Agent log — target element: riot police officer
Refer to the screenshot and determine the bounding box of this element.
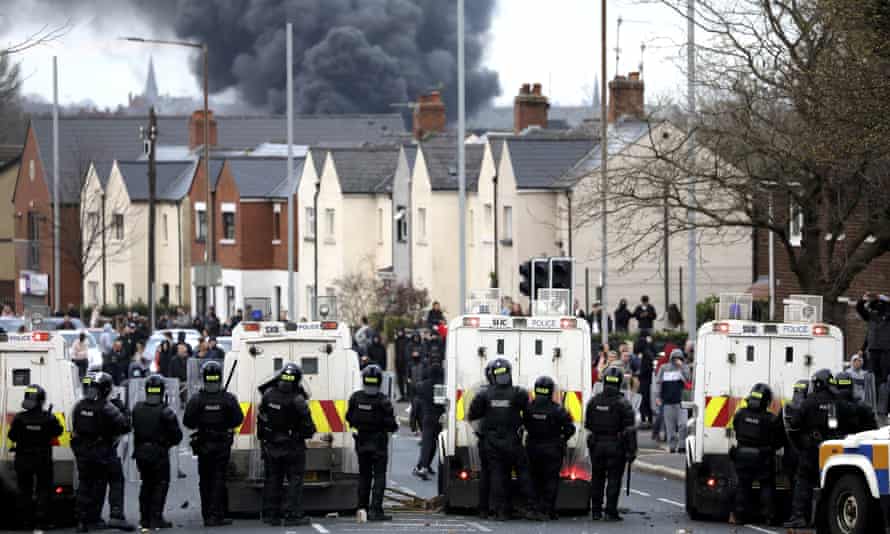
[467,358,536,521]
[258,363,316,526]
[132,375,183,530]
[183,360,243,527]
[106,392,133,532]
[475,360,496,519]
[585,366,636,521]
[729,383,784,525]
[345,364,399,521]
[525,376,576,520]
[71,372,131,532]
[784,369,849,528]
[7,384,63,531]
[835,371,878,434]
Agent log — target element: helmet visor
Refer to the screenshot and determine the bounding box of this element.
[278,373,296,393]
[204,373,222,393]
[85,384,101,401]
[145,385,164,405]
[493,366,511,386]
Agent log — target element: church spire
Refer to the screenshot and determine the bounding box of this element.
[592,74,601,110]
[144,56,159,105]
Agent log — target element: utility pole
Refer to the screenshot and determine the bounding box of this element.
[492,173,498,287]
[286,22,295,321]
[52,56,60,314]
[686,0,698,334]
[457,0,467,314]
[145,107,158,331]
[313,180,320,320]
[599,0,609,347]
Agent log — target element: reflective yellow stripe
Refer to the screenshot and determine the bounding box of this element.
[334,399,349,431]
[564,391,583,423]
[234,402,251,435]
[309,400,331,433]
[704,397,726,427]
[727,398,747,429]
[54,412,70,447]
[456,392,466,421]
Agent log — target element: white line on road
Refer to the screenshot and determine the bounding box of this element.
[466,521,492,532]
[745,525,778,534]
[657,497,684,507]
[629,489,651,497]
[311,523,330,534]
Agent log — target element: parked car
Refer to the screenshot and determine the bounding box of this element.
[32,317,86,331]
[0,317,28,334]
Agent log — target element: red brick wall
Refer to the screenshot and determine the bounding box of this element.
[188,159,212,269]
[269,198,299,271]
[213,165,241,269]
[513,83,549,134]
[13,126,52,313]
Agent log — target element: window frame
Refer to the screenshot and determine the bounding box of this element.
[195,208,208,242]
[222,212,236,242]
[324,208,335,242]
[417,207,427,243]
[395,205,408,243]
[112,213,124,241]
[114,283,125,306]
[272,209,281,242]
[305,207,316,239]
[502,205,513,243]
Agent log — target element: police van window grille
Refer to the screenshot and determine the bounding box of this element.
[273,357,283,371]
[13,369,30,386]
[786,347,793,363]
[301,357,319,375]
[746,346,755,362]
[497,339,504,355]
[535,339,543,355]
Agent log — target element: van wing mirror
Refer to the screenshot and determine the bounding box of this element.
[478,347,486,358]
[249,346,263,357]
[727,352,736,364]
[804,354,813,367]
[552,347,562,359]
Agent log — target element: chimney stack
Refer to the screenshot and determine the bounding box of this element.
[607,72,645,123]
[514,82,550,134]
[412,91,446,140]
[189,110,218,150]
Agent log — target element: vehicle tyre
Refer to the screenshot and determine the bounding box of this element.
[826,473,872,534]
[685,463,702,520]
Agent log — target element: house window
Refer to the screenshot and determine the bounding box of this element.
[502,205,513,242]
[225,286,235,318]
[395,205,408,243]
[196,209,207,242]
[162,213,168,242]
[222,212,235,241]
[196,286,207,315]
[789,201,804,247]
[112,213,124,240]
[273,210,281,241]
[417,207,427,242]
[114,284,125,306]
[28,160,35,181]
[377,208,384,244]
[484,203,493,240]
[88,282,99,305]
[325,208,335,240]
[305,207,316,239]
[86,211,99,234]
[162,284,170,306]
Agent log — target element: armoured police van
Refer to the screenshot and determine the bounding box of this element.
[224,320,363,514]
[685,294,844,520]
[0,331,81,527]
[439,289,593,512]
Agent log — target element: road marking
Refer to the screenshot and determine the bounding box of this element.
[466,521,492,532]
[311,523,330,534]
[657,497,684,507]
[629,489,650,497]
[745,525,778,534]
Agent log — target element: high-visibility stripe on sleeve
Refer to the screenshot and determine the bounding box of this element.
[456,389,465,421]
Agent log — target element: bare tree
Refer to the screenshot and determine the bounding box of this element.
[575,0,890,323]
[1,23,70,56]
[0,51,24,144]
[333,267,383,327]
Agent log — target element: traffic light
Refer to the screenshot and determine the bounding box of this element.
[533,261,548,297]
[519,261,532,296]
[551,259,572,290]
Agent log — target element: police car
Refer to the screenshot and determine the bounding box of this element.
[0,331,81,527]
[685,294,844,520]
[439,289,593,512]
[223,319,364,513]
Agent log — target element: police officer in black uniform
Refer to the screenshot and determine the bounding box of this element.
[258,363,316,526]
[585,366,636,521]
[525,376,576,520]
[467,358,536,521]
[729,383,784,525]
[132,375,183,530]
[834,371,878,434]
[183,360,243,527]
[346,364,399,521]
[7,384,63,531]
[784,369,849,528]
[475,360,496,519]
[72,372,131,532]
[413,360,445,480]
[106,392,134,532]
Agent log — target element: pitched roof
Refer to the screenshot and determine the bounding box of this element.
[325,147,400,194]
[225,157,304,199]
[502,138,595,189]
[556,119,654,188]
[417,137,485,191]
[116,160,195,201]
[0,144,22,171]
[468,105,599,132]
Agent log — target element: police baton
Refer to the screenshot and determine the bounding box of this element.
[224,360,238,392]
[625,459,632,496]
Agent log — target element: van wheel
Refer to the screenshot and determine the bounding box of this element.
[827,474,872,534]
[685,464,702,520]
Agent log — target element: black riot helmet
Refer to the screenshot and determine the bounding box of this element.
[361,364,384,395]
[144,374,166,405]
[201,360,224,393]
[746,383,772,412]
[81,372,95,397]
[602,366,623,391]
[834,371,854,400]
[278,362,303,394]
[490,358,512,386]
[484,360,497,386]
[811,368,834,394]
[534,376,556,399]
[87,372,114,401]
[791,379,809,405]
[22,384,47,411]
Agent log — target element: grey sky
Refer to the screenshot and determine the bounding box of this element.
[2,0,689,111]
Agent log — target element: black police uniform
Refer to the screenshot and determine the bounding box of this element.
[416,364,445,474]
[345,388,398,518]
[524,392,575,518]
[258,386,316,524]
[474,385,493,518]
[467,382,535,519]
[132,389,183,528]
[71,394,131,529]
[730,405,784,523]
[183,386,243,525]
[7,395,63,529]
[106,397,131,527]
[585,384,636,519]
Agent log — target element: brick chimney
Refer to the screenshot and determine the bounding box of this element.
[412,91,446,140]
[513,82,549,134]
[607,72,645,123]
[189,109,218,150]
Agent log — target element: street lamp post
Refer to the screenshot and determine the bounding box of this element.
[313,180,320,320]
[142,108,158,330]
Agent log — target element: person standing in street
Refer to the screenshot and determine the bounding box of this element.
[632,295,657,335]
[346,364,399,521]
[102,339,128,386]
[614,299,632,333]
[524,376,575,520]
[206,336,225,361]
[426,301,445,331]
[585,366,637,521]
[71,372,132,532]
[474,361,496,519]
[413,360,445,480]
[184,360,244,527]
[834,371,878,434]
[634,335,656,428]
[857,293,890,387]
[394,329,410,402]
[847,354,876,410]
[728,384,784,526]
[8,384,63,532]
[71,332,91,378]
[354,316,374,356]
[132,375,182,530]
[655,349,690,453]
[367,334,387,370]
[257,363,316,526]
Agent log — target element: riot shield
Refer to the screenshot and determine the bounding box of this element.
[123,377,183,481]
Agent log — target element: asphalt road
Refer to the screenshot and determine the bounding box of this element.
[54,406,785,534]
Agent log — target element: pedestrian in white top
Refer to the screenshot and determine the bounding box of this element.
[71,332,90,378]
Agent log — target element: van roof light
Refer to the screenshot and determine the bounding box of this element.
[243,323,260,332]
[713,322,730,334]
